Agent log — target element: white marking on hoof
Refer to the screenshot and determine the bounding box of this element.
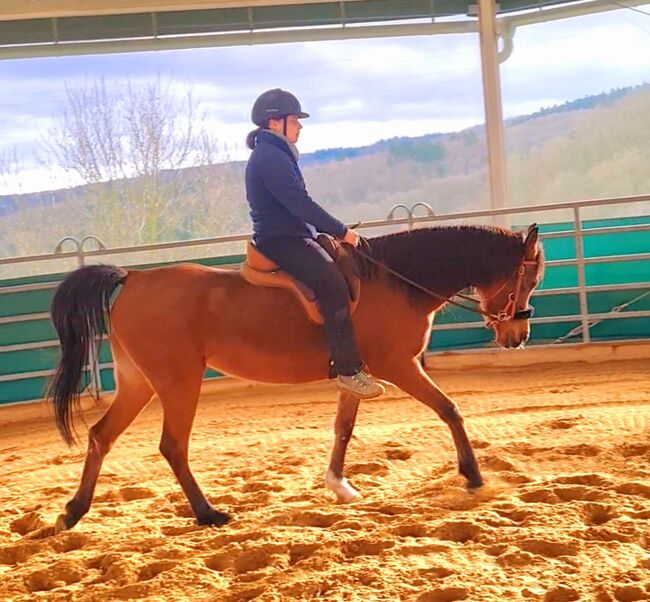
[324,470,361,503]
[54,514,69,534]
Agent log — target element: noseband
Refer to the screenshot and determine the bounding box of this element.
[483,259,538,329]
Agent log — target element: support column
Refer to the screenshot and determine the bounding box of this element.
[478,0,508,222]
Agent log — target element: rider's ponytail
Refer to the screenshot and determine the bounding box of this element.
[246,127,262,150]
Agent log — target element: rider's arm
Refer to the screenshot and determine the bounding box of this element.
[257,148,348,238]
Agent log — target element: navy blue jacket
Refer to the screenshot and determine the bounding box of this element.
[245,131,348,241]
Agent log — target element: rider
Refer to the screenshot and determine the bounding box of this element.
[245,88,384,399]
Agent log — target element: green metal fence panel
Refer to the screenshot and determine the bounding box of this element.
[0,289,54,318]
[0,319,56,347]
[0,376,50,405]
[0,347,57,376]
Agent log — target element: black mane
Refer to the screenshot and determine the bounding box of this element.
[356,225,527,302]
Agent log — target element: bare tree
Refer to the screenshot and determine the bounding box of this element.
[0,148,22,194]
[42,78,240,247]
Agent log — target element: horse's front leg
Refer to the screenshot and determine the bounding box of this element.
[384,359,483,489]
[324,390,362,503]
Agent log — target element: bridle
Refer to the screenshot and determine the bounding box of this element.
[353,246,539,329]
[480,259,538,329]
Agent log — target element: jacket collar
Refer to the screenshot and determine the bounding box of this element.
[258,129,299,162]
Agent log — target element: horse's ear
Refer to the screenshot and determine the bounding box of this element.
[524,223,539,259]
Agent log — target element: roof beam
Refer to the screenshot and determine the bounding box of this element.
[0,21,477,61]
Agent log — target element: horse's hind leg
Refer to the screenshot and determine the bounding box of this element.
[324,391,362,503]
[385,359,483,489]
[153,368,230,527]
[56,347,153,532]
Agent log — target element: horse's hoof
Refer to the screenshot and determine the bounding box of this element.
[324,471,361,504]
[467,476,484,490]
[54,514,71,534]
[337,483,361,504]
[196,509,231,527]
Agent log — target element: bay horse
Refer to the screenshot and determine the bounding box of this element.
[48,224,543,531]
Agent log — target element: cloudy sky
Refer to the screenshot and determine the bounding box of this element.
[0,4,649,194]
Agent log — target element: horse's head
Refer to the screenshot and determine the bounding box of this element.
[477,224,543,349]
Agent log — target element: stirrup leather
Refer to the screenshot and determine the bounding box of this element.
[240,241,359,325]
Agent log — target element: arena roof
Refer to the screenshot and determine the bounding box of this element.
[0,0,642,59]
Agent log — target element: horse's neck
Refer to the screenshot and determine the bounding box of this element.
[366,228,518,311]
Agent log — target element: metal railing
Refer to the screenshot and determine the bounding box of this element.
[1,193,649,400]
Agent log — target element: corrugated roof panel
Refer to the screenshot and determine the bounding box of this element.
[156,8,250,35]
[57,13,154,42]
[252,3,342,28]
[345,0,434,23]
[0,18,52,45]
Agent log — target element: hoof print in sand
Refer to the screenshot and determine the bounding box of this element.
[543,585,580,601]
[24,558,84,592]
[518,539,579,559]
[417,566,454,579]
[395,523,433,538]
[417,586,468,601]
[496,549,538,567]
[553,485,606,502]
[119,486,157,502]
[138,560,178,581]
[560,444,603,457]
[519,488,562,504]
[9,511,46,535]
[612,584,647,602]
[0,541,43,565]
[206,547,284,576]
[434,520,483,544]
[614,482,650,500]
[52,532,90,553]
[289,542,321,565]
[383,443,414,460]
[546,416,582,430]
[347,461,390,477]
[242,481,284,493]
[342,538,394,558]
[289,510,344,528]
[582,502,617,526]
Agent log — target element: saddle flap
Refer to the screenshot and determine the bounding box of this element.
[241,239,360,325]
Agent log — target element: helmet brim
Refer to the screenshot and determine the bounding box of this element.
[297,111,310,119]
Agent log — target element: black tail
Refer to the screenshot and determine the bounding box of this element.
[47,264,127,445]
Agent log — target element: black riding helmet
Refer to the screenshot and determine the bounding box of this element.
[251,88,309,126]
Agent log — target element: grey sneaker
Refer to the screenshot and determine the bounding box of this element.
[337,370,385,399]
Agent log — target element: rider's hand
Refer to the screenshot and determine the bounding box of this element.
[342,228,360,247]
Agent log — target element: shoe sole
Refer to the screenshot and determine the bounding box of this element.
[336,384,385,399]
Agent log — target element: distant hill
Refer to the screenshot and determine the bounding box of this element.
[301,84,645,166]
[509,85,643,125]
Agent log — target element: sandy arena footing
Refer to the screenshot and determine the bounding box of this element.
[0,358,649,601]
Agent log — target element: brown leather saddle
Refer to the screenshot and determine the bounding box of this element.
[240,235,360,324]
